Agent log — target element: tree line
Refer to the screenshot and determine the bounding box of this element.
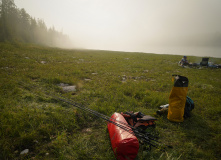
[0,0,71,47]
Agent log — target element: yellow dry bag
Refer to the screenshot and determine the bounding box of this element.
[167,75,188,122]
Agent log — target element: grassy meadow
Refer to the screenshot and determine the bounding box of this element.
[0,43,221,160]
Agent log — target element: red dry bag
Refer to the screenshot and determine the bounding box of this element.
[107,112,139,160]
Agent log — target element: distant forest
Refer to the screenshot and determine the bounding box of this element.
[0,0,71,47]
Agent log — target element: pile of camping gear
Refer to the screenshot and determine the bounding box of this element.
[156,75,194,119]
[107,75,194,160]
[23,75,194,160]
[179,57,221,69]
[54,75,194,160]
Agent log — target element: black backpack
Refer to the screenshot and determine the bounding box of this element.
[184,96,194,118]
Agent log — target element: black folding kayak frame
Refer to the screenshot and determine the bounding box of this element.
[51,94,160,149]
[20,82,168,150]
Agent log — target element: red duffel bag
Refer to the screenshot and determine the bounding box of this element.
[107,112,139,160]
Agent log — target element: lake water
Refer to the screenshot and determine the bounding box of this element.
[143,46,221,58]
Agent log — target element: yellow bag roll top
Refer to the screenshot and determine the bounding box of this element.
[167,75,189,122]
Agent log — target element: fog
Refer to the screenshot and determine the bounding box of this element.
[14,0,221,57]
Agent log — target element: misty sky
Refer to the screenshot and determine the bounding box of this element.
[14,0,221,57]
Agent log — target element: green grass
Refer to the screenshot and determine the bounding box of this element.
[0,42,221,160]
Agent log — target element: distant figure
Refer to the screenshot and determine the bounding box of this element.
[180,56,189,66]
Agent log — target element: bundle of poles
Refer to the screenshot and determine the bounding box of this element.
[51,94,160,150]
[20,82,169,150]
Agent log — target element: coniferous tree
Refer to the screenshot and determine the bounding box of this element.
[0,0,71,47]
[18,8,31,42]
[0,0,15,41]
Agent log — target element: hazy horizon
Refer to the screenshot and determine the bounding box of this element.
[14,0,221,58]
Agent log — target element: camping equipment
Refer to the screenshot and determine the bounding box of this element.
[107,113,139,160]
[200,58,209,67]
[20,82,170,159]
[156,104,169,115]
[157,96,194,118]
[121,111,157,130]
[159,104,169,109]
[48,95,164,159]
[167,75,189,122]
